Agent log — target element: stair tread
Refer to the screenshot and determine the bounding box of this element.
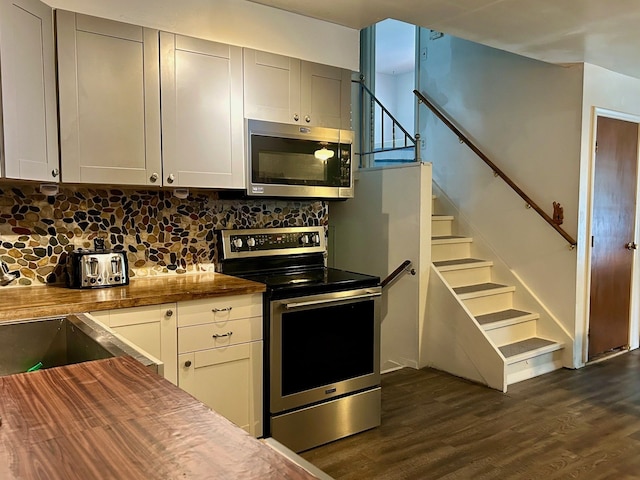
[434,258,485,267]
[453,282,508,295]
[432,215,454,220]
[434,258,492,273]
[432,235,473,246]
[476,309,534,325]
[499,337,558,358]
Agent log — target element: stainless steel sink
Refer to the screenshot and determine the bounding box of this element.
[0,313,163,376]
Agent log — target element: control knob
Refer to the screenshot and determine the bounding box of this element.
[312,234,320,244]
[299,234,310,245]
[232,238,243,249]
[247,237,256,247]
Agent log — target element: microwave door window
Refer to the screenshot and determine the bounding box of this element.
[256,152,327,185]
[251,136,342,187]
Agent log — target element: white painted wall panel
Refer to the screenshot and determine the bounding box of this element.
[329,163,431,372]
[418,34,583,355]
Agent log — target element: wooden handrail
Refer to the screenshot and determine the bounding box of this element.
[381,260,415,289]
[413,89,577,248]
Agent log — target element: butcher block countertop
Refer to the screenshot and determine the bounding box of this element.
[0,356,318,480]
[0,273,266,322]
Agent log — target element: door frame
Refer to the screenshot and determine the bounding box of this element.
[583,107,640,363]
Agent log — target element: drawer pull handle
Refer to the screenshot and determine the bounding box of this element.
[212,307,233,313]
[212,332,233,339]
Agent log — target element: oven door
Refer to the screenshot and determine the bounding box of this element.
[269,287,381,414]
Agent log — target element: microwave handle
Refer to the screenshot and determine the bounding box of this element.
[283,291,381,310]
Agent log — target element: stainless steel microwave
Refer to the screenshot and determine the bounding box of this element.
[246,120,354,199]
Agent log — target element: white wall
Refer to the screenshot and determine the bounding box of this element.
[396,71,415,136]
[45,0,359,70]
[577,63,640,363]
[329,163,431,372]
[418,33,584,358]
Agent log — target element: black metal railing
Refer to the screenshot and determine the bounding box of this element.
[353,79,420,168]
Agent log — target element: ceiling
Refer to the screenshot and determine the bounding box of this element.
[246,0,640,79]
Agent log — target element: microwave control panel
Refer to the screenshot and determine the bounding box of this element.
[219,226,325,259]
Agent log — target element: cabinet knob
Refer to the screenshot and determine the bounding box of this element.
[167,174,175,184]
[150,172,159,182]
[293,113,299,122]
[166,309,173,317]
[184,360,192,368]
[305,115,311,123]
[51,168,59,178]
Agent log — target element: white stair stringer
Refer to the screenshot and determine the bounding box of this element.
[427,192,569,391]
[426,265,507,392]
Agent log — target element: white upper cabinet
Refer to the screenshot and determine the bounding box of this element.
[300,60,352,129]
[244,48,351,129]
[0,0,59,182]
[56,11,162,186]
[160,33,244,189]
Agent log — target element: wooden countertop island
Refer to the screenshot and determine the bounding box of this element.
[0,356,318,480]
[0,273,266,322]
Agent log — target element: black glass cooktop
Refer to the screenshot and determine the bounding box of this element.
[236,266,380,299]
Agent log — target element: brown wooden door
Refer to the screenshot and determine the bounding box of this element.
[589,116,638,359]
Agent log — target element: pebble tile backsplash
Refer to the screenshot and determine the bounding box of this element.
[0,184,327,287]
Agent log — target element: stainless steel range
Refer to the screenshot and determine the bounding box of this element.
[218,226,381,452]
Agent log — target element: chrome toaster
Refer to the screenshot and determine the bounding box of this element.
[66,240,129,289]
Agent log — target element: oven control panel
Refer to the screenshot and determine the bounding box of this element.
[219,226,326,259]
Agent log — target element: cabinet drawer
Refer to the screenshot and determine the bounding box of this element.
[111,304,175,327]
[177,294,262,327]
[90,304,175,327]
[178,316,262,353]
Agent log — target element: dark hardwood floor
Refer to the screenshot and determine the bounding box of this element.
[301,350,640,479]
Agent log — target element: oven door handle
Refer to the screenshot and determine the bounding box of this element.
[283,291,381,310]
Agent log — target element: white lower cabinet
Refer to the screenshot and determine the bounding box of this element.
[92,294,263,437]
[178,341,262,437]
[90,303,178,385]
[177,294,263,437]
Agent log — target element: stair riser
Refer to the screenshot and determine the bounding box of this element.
[441,266,492,288]
[486,320,537,347]
[432,219,453,236]
[432,242,471,262]
[506,350,563,385]
[462,292,513,316]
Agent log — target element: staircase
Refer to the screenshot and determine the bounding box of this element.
[431,208,565,388]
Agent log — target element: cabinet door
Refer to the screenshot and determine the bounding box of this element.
[0,0,59,181]
[161,33,244,189]
[300,61,352,129]
[179,341,262,437]
[91,303,178,385]
[57,11,161,185]
[243,48,300,125]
